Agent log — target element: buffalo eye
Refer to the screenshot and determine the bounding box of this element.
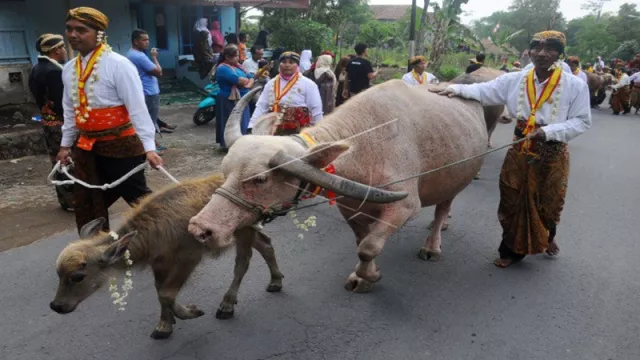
[70,273,85,283]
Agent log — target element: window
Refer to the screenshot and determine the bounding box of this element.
[0,30,29,63]
[155,7,168,50]
[179,6,220,56]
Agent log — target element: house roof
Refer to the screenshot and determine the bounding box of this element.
[369,5,419,21]
[480,38,503,55]
[146,0,310,9]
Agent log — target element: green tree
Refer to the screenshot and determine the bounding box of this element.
[606,3,640,44]
[264,19,333,55]
[580,0,612,21]
[428,0,471,71]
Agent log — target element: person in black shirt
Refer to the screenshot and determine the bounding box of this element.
[465,52,485,74]
[28,33,74,211]
[343,43,378,99]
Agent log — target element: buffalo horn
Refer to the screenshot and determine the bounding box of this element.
[268,150,409,204]
[224,86,263,148]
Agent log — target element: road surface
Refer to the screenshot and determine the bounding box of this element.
[1,109,639,360]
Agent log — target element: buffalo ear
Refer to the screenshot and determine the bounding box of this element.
[79,218,107,238]
[304,142,350,169]
[250,113,282,136]
[98,231,137,267]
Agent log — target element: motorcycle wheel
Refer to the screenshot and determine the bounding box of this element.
[193,105,216,126]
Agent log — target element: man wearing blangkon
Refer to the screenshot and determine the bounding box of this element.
[57,7,163,234]
[432,31,591,268]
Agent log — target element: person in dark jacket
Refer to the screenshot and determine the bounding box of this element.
[465,52,485,73]
[28,33,74,211]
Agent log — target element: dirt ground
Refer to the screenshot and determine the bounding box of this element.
[0,105,225,251]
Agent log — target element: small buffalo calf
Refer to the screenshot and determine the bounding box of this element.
[50,174,284,339]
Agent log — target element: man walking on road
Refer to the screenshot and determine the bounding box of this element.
[433,31,592,268]
[57,7,163,234]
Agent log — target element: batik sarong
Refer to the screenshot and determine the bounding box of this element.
[611,86,631,114]
[71,134,151,234]
[497,119,570,259]
[41,102,75,210]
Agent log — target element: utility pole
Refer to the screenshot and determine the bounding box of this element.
[407,0,417,73]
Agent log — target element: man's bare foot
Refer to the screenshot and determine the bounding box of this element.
[546,241,560,256]
[493,258,514,268]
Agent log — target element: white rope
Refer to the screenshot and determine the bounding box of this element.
[48,157,180,191]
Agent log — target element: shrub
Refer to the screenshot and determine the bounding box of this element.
[268,20,333,55]
[437,65,462,81]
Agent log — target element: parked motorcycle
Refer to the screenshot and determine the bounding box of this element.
[193,81,219,126]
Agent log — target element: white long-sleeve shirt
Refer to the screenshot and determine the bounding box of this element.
[402,71,438,85]
[248,73,323,129]
[447,69,592,143]
[61,49,157,152]
[612,74,631,89]
[574,70,588,84]
[630,72,640,83]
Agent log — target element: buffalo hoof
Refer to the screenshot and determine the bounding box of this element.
[150,328,173,340]
[417,247,441,262]
[344,272,375,293]
[215,308,235,320]
[266,282,282,293]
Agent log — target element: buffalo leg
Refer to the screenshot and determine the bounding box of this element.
[418,199,453,262]
[151,258,203,340]
[251,230,285,293]
[347,205,414,292]
[216,230,253,320]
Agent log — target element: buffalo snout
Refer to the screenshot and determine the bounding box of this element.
[50,301,75,314]
[189,216,231,249]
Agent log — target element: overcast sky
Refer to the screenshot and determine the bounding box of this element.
[368,0,630,24]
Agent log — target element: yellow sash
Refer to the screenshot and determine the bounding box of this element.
[273,72,300,113]
[521,67,562,152]
[412,70,424,84]
[74,44,105,122]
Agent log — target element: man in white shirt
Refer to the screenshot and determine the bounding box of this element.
[241,45,264,76]
[248,51,323,136]
[432,30,591,268]
[402,56,438,86]
[609,67,631,115]
[56,6,163,235]
[567,56,588,83]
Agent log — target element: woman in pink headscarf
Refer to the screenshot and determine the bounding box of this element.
[210,20,224,53]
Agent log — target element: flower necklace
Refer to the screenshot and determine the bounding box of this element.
[107,231,134,311]
[412,70,425,84]
[71,32,112,124]
[515,61,563,152]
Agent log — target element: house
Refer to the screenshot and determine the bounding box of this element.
[0,0,309,106]
[369,5,416,22]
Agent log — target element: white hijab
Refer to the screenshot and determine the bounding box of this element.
[194,18,212,47]
[300,50,312,72]
[314,55,337,95]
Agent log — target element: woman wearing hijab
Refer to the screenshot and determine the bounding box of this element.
[334,55,352,107]
[209,20,224,54]
[192,18,215,79]
[248,51,323,136]
[308,54,337,114]
[254,30,269,49]
[299,49,313,73]
[215,45,254,151]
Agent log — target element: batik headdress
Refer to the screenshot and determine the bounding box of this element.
[36,34,64,54]
[409,56,427,67]
[530,31,566,55]
[66,7,110,44]
[279,51,301,64]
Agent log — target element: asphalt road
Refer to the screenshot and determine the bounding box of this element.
[1,108,639,360]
